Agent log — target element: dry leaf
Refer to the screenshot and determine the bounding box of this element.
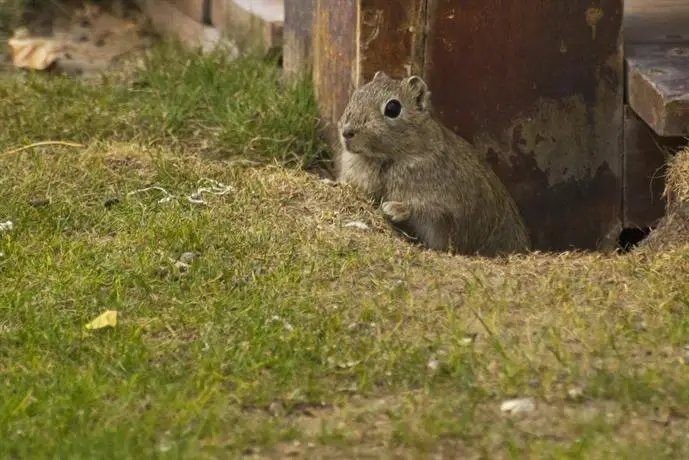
[8,29,64,70]
[85,310,118,330]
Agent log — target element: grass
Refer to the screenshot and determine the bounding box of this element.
[2,43,689,459]
[0,43,323,168]
[0,0,25,39]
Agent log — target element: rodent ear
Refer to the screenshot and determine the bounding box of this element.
[403,76,431,112]
[372,70,388,82]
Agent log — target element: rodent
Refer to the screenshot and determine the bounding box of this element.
[336,71,531,256]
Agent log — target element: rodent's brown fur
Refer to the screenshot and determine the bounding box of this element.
[337,71,531,256]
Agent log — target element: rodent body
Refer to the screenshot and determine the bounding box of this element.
[337,71,531,256]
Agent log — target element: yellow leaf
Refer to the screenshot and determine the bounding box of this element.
[85,310,118,330]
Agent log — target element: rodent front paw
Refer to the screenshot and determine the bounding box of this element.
[381,201,411,222]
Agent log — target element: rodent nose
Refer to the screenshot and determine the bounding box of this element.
[342,127,357,140]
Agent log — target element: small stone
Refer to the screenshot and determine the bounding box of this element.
[179,251,200,264]
[427,359,439,371]
[174,261,189,272]
[344,221,369,230]
[500,397,536,414]
[29,198,51,207]
[460,334,477,345]
[268,401,285,417]
[336,360,360,369]
[683,345,689,364]
[0,221,13,232]
[567,387,584,400]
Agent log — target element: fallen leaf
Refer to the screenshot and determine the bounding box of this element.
[85,310,118,330]
[8,29,64,70]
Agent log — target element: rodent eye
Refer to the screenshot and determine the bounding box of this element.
[383,99,402,118]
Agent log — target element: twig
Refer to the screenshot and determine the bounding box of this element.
[3,141,85,155]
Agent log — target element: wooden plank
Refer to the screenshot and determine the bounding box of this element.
[423,0,624,251]
[135,0,237,55]
[283,0,315,78]
[626,43,689,137]
[312,0,357,148]
[624,0,689,44]
[623,105,686,228]
[312,1,426,173]
[211,0,283,55]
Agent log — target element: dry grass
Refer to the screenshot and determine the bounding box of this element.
[664,146,689,206]
[2,140,689,459]
[2,42,689,459]
[638,146,689,251]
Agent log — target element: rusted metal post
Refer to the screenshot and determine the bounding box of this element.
[311,0,625,251]
[623,106,685,229]
[423,0,624,251]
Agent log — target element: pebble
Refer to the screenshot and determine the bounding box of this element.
[179,251,201,264]
[344,221,369,230]
[29,198,51,207]
[174,261,190,272]
[500,397,536,414]
[104,198,120,209]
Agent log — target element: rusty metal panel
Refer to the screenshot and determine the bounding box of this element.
[626,44,689,137]
[283,0,315,78]
[423,0,624,251]
[359,0,426,80]
[623,105,686,228]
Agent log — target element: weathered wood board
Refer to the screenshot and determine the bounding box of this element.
[283,0,315,78]
[626,43,689,137]
[135,0,232,54]
[211,0,283,54]
[624,0,689,44]
[312,0,426,171]
[312,0,357,146]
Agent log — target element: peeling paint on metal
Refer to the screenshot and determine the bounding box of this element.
[586,7,604,40]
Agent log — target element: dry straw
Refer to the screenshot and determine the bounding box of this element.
[638,146,689,251]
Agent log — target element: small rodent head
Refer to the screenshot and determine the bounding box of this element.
[338,71,433,159]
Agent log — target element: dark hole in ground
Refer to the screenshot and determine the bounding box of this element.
[617,227,652,252]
